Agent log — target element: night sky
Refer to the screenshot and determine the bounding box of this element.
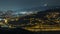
[0,0,60,11]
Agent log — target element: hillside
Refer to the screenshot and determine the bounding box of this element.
[8,8,60,25]
[7,8,60,32]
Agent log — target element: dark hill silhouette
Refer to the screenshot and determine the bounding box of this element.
[5,8,60,33]
[8,8,60,26]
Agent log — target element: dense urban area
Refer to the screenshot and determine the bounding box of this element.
[0,8,60,32]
